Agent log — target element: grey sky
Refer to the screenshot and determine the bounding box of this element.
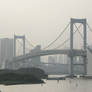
[0,0,92,48]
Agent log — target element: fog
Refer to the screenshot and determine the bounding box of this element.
[0,0,92,48]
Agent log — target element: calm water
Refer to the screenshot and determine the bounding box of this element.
[0,78,92,92]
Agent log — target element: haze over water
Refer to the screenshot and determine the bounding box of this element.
[0,79,92,92]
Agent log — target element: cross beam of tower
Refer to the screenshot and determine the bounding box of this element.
[70,18,87,75]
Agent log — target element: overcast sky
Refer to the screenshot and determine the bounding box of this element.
[0,0,92,48]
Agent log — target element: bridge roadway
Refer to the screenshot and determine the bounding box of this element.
[12,49,86,62]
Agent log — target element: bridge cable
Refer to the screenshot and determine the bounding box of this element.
[25,39,34,48]
[80,22,92,46]
[74,24,84,39]
[17,39,31,52]
[86,23,92,47]
[54,24,82,49]
[83,22,92,45]
[87,23,92,32]
[74,24,90,47]
[42,22,70,49]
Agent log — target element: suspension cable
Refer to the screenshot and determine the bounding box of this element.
[74,24,90,47]
[25,39,34,48]
[42,22,70,49]
[17,39,31,51]
[54,24,82,49]
[87,22,92,32]
[86,22,92,47]
[78,22,92,46]
[54,38,69,49]
[74,24,83,39]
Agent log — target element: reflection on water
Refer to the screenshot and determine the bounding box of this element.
[0,78,92,92]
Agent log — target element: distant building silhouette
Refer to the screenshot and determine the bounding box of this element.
[30,45,41,67]
[0,38,14,69]
[48,56,56,64]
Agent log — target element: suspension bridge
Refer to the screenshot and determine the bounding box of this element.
[8,18,92,76]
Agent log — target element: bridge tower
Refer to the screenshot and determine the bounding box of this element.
[14,35,25,57]
[70,18,87,75]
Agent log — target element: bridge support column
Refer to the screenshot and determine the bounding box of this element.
[70,18,87,75]
[14,35,25,57]
[70,18,74,75]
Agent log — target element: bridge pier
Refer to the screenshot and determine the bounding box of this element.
[70,18,87,75]
[83,56,87,75]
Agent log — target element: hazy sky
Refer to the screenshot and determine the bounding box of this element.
[0,0,92,48]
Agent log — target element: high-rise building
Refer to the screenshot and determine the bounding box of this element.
[48,56,56,64]
[0,38,14,69]
[30,45,41,67]
[58,55,63,64]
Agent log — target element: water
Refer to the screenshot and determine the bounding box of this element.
[0,79,92,92]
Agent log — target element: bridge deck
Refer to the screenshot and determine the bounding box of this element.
[12,49,86,62]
